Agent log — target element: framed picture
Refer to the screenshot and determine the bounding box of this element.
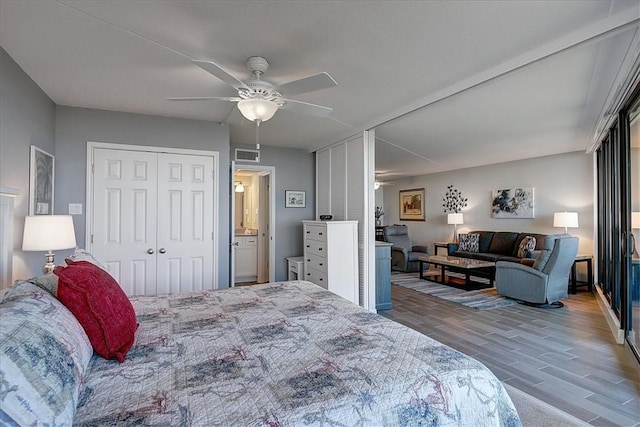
[491,187,534,218]
[285,190,306,208]
[399,188,425,221]
[29,145,55,215]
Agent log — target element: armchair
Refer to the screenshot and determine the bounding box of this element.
[383,225,429,272]
[495,234,579,307]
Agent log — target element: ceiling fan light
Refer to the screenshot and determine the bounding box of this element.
[237,99,278,122]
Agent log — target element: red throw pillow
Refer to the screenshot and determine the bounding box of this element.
[54,260,138,362]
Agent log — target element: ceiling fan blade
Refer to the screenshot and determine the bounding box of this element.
[279,99,333,117]
[192,60,249,91]
[166,96,241,102]
[277,72,337,96]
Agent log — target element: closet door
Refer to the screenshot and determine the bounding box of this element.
[156,153,214,294]
[92,148,158,295]
[92,148,215,296]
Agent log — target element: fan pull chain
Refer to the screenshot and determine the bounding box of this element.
[255,119,261,150]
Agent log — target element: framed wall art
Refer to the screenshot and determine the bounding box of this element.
[29,145,55,215]
[491,187,534,218]
[285,190,306,208]
[399,188,425,221]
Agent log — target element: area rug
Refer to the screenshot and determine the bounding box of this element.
[391,272,517,310]
[503,383,589,426]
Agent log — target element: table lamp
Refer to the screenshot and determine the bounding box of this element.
[553,212,578,234]
[447,213,464,242]
[22,215,76,274]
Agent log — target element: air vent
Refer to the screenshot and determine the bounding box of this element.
[235,148,260,163]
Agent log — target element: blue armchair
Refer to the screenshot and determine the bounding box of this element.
[495,234,579,307]
[383,225,429,272]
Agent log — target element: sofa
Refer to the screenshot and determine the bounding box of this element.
[447,231,549,263]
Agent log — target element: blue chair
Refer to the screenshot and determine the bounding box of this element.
[383,225,429,272]
[495,234,579,307]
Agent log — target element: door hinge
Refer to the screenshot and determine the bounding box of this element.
[90,234,94,244]
[91,164,95,174]
[212,232,214,240]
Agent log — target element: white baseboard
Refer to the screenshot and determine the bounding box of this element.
[594,285,625,344]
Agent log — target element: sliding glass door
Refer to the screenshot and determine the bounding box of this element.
[596,82,639,362]
[628,96,640,357]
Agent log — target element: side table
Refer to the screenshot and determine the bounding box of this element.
[570,255,593,294]
[286,256,304,281]
[433,242,450,256]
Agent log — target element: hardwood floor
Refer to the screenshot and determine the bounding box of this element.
[380,284,640,426]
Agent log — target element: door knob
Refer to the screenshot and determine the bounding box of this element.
[159,248,167,254]
[147,248,154,254]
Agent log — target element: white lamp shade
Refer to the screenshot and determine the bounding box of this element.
[22,215,76,251]
[632,211,640,229]
[447,213,464,225]
[553,212,579,229]
[237,99,278,122]
[234,181,245,193]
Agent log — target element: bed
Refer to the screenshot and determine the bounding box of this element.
[1,274,521,426]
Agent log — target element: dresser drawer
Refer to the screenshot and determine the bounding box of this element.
[304,239,326,257]
[305,267,327,289]
[305,253,327,272]
[304,224,327,242]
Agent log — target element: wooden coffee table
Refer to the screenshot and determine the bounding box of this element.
[419,255,496,287]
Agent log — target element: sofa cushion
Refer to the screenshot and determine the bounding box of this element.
[469,231,495,253]
[517,236,537,258]
[512,233,548,256]
[488,232,520,255]
[54,260,138,363]
[453,251,499,262]
[458,233,479,252]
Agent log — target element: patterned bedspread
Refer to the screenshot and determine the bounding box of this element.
[74,280,521,426]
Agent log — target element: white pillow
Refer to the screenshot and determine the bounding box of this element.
[65,248,108,270]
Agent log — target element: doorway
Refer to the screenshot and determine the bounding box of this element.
[231,164,275,286]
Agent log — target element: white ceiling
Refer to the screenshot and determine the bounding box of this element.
[1,1,638,179]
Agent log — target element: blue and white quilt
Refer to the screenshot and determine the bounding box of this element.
[74,280,521,426]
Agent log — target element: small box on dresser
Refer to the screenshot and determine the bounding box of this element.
[302,220,359,305]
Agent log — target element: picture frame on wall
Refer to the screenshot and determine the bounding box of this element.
[399,188,425,221]
[29,145,55,215]
[491,187,534,218]
[285,190,306,208]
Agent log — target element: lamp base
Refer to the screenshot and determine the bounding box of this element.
[43,251,56,274]
[452,224,458,243]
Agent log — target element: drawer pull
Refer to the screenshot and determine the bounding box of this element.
[307,272,311,276]
[319,278,323,281]
[319,232,323,235]
[306,245,310,248]
[307,259,310,262]
[319,263,323,266]
[319,248,323,251]
[306,231,310,234]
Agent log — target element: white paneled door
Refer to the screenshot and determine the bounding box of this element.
[92,148,214,296]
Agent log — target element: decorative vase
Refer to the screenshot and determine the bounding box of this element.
[375,219,382,226]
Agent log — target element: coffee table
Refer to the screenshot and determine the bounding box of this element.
[419,255,496,287]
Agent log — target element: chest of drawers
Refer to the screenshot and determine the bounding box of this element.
[302,220,358,304]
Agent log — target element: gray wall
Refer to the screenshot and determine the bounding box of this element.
[55,106,231,285]
[232,143,315,281]
[0,47,57,280]
[383,151,594,263]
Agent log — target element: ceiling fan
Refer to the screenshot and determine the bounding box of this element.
[168,56,337,126]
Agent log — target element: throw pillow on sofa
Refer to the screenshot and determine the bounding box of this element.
[517,236,537,258]
[54,260,138,363]
[458,233,480,252]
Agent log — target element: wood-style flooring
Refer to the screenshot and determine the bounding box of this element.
[380,284,640,426]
